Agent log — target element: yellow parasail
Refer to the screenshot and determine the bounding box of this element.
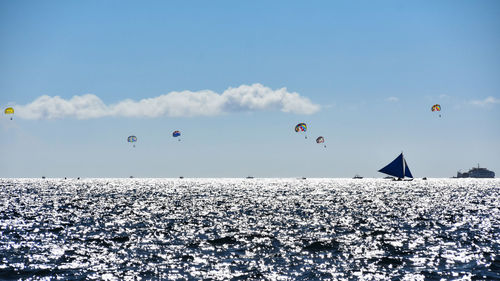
[5,107,14,120]
[4,107,14,115]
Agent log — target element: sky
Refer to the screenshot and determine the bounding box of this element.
[1,0,499,178]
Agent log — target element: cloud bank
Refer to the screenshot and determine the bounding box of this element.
[15,84,320,120]
[470,96,500,107]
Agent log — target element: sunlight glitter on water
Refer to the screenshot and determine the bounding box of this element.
[0,178,499,280]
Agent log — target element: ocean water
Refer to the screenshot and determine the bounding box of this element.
[0,178,499,280]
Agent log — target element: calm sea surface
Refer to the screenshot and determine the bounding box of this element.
[0,178,499,280]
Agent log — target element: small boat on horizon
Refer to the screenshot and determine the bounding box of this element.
[379,152,414,181]
[353,175,363,179]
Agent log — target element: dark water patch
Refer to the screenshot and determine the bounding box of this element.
[421,270,444,280]
[489,255,500,272]
[111,235,129,243]
[208,236,237,245]
[377,256,404,266]
[48,226,64,233]
[303,239,340,252]
[0,267,59,280]
[180,254,194,262]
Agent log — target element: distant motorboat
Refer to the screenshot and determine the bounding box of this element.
[378,152,414,181]
[179,176,184,179]
[246,176,254,179]
[353,175,363,179]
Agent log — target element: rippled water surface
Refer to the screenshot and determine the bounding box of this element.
[0,178,499,280]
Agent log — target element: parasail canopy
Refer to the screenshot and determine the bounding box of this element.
[4,107,14,115]
[295,123,307,132]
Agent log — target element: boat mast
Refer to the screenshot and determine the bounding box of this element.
[402,151,405,178]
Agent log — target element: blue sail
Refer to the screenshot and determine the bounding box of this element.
[378,153,404,178]
[404,159,413,178]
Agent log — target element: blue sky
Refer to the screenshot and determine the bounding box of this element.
[1,0,499,178]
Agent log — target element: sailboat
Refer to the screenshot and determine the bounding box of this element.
[378,152,414,181]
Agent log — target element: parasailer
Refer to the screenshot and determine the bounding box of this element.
[431,104,441,118]
[316,136,326,148]
[172,130,181,141]
[127,135,137,148]
[295,123,307,139]
[4,107,14,120]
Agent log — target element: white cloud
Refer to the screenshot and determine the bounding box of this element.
[386,97,399,102]
[470,96,500,107]
[15,83,320,120]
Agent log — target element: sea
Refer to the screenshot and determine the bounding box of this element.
[0,178,498,280]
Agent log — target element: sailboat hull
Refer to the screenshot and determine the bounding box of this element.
[392,178,414,181]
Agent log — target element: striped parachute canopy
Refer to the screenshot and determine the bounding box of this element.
[172,131,181,138]
[295,123,307,132]
[316,136,325,144]
[127,136,137,143]
[431,104,441,112]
